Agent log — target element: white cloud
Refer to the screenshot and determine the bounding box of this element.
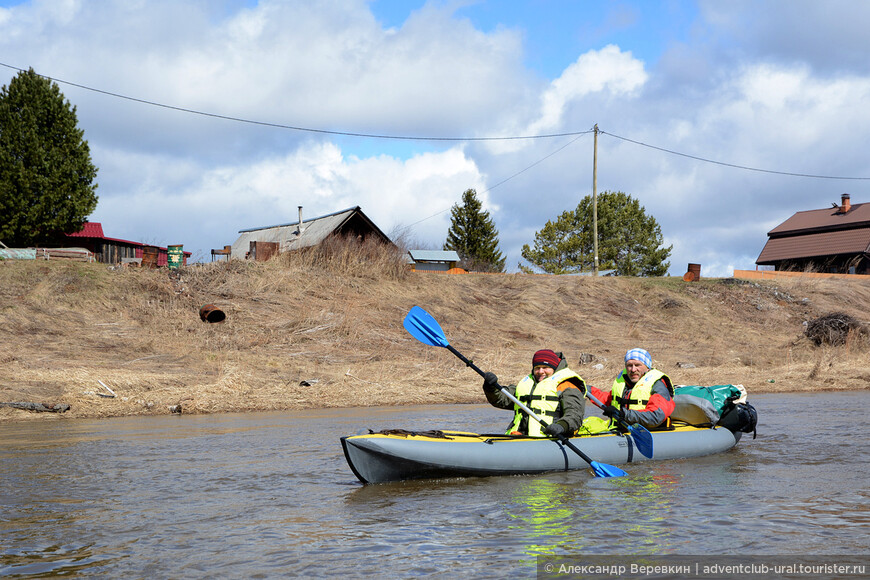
[529,45,647,135]
[3,1,870,277]
[92,141,482,257]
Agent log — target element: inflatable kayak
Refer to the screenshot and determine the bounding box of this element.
[342,424,744,484]
[349,308,760,484]
[341,384,758,484]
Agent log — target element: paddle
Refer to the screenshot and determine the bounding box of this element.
[402,306,627,478]
[583,389,654,459]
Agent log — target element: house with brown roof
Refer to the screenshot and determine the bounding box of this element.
[756,194,870,274]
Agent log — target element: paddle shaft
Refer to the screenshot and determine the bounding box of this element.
[445,344,605,467]
[584,389,606,410]
[580,379,654,459]
[584,387,627,424]
[446,345,545,422]
[583,383,639,430]
[583,382,640,429]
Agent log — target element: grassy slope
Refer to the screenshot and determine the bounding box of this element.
[1,251,868,421]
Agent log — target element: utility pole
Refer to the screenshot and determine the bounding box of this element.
[592,124,599,276]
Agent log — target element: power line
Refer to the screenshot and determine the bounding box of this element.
[402,132,590,229]
[0,61,589,143]
[602,130,870,181]
[3,61,868,180]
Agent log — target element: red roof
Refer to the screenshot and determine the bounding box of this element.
[63,222,191,258]
[757,198,870,264]
[66,222,145,246]
[67,222,105,238]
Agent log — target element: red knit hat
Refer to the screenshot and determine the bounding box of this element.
[532,349,560,370]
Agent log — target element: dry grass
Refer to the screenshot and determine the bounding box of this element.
[2,241,869,422]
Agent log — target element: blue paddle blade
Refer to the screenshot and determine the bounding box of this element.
[405,305,628,478]
[403,306,450,348]
[590,461,628,478]
[628,424,654,459]
[583,388,653,459]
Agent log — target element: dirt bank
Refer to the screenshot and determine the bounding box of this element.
[1,254,868,422]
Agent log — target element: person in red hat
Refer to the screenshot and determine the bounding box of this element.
[482,349,586,437]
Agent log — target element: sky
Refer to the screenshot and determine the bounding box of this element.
[1,0,869,276]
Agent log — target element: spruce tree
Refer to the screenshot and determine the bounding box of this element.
[443,188,505,272]
[0,68,98,246]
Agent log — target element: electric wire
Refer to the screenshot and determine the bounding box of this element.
[0,62,588,143]
[2,61,869,182]
[602,130,870,181]
[401,132,588,230]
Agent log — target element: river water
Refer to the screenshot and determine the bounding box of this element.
[1,392,868,579]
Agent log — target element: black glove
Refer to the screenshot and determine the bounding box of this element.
[602,406,624,422]
[483,372,499,389]
[544,421,566,437]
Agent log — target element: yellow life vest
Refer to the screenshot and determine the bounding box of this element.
[507,368,585,437]
[578,415,613,435]
[580,369,674,435]
[610,369,673,410]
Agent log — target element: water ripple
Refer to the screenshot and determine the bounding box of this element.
[1,395,868,577]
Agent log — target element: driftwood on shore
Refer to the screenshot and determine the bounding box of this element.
[805,312,867,346]
[0,402,71,413]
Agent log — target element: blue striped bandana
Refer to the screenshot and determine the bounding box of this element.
[624,348,652,369]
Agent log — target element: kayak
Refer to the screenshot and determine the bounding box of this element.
[349,308,759,484]
[341,423,744,484]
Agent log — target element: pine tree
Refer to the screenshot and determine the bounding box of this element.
[521,191,671,276]
[518,209,584,274]
[443,189,505,272]
[0,68,99,246]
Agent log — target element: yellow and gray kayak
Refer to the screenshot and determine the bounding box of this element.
[341,425,742,484]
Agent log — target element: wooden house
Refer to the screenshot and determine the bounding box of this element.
[407,250,462,272]
[756,194,870,274]
[60,222,190,266]
[230,206,393,260]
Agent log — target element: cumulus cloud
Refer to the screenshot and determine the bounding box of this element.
[92,140,483,257]
[528,45,648,135]
[1,0,869,276]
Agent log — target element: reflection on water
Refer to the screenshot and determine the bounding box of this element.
[1,393,869,577]
[507,478,588,558]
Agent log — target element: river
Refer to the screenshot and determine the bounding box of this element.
[1,392,868,578]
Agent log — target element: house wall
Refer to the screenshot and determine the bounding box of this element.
[734,269,870,281]
[770,255,870,275]
[97,242,140,264]
[412,261,455,272]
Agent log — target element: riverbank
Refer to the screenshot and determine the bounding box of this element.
[2,251,868,422]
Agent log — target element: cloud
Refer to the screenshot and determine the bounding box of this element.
[92,140,483,259]
[528,45,647,135]
[2,0,870,278]
[700,0,870,74]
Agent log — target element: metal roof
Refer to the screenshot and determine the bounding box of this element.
[756,198,870,264]
[408,250,460,262]
[67,222,105,238]
[768,201,870,236]
[65,221,183,250]
[757,229,870,264]
[231,206,391,259]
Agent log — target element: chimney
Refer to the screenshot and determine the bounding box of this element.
[841,194,851,213]
[297,206,303,234]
